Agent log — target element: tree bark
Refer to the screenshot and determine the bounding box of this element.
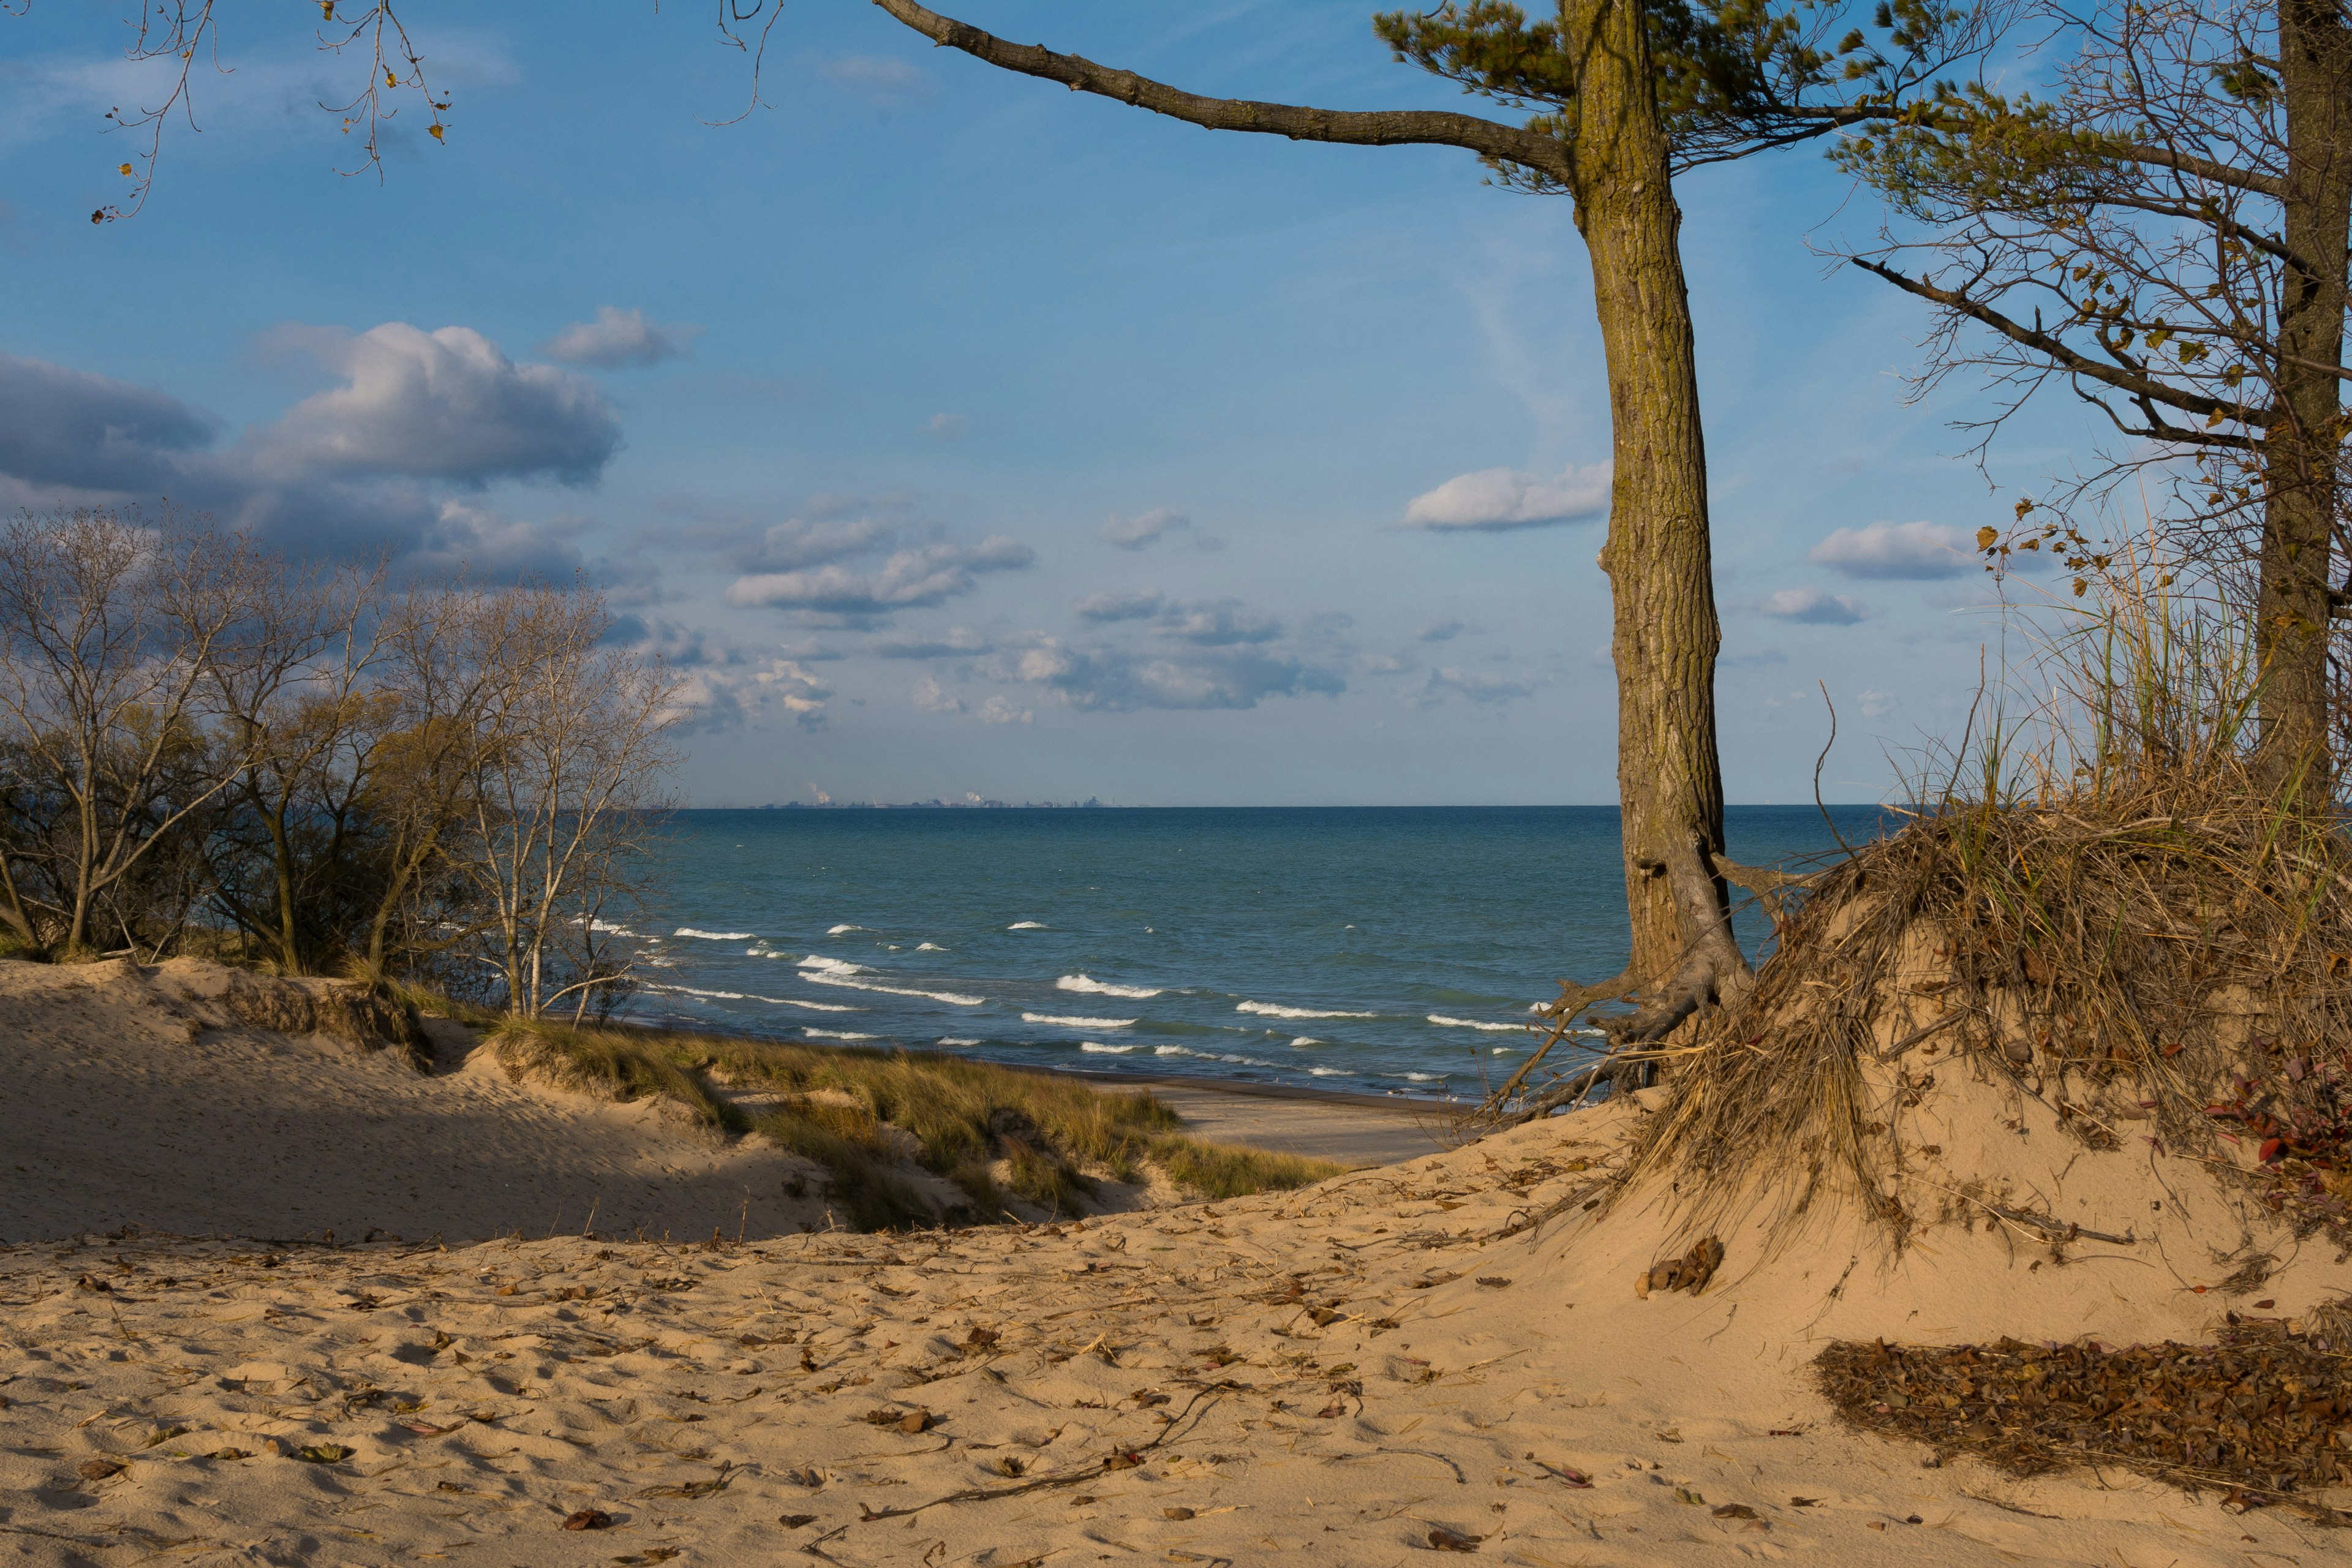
[2263,0,2352,790]
[1560,0,1733,989]
[868,0,1740,1012]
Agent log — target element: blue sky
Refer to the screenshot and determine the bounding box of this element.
[0,2,2095,805]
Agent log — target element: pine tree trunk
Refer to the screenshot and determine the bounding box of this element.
[2263,0,2351,789]
[1563,0,1730,986]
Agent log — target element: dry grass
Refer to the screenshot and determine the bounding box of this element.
[480,1015,1344,1229]
[1627,543,2352,1243]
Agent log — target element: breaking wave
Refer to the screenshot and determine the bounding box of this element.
[1057,974,1163,999]
[674,927,756,941]
[1007,921,1047,930]
[1427,1014,1525,1033]
[1236,1000,1376,1020]
[1079,1041,1139,1054]
[1022,1012,1136,1029]
[805,973,986,1006]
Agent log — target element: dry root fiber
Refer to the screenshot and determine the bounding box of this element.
[1635,781,2352,1245]
[1817,1317,2352,1523]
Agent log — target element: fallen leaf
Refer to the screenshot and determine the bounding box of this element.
[1790,1495,1821,1507]
[77,1460,125,1482]
[1164,1506,1196,1520]
[778,1513,817,1527]
[1428,1526,1483,1552]
[561,1509,613,1531]
[1711,1503,1760,1520]
[293,1444,352,1464]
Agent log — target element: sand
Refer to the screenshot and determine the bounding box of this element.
[4,957,2349,1566]
[0,959,1419,1248]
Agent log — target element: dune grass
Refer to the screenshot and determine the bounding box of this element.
[478,1014,1344,1229]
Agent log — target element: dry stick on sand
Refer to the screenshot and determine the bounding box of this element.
[853,1385,1225,1521]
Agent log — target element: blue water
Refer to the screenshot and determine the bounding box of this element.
[621,806,1884,1099]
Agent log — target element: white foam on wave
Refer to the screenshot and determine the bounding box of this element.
[1022,1012,1136,1029]
[674,927,756,941]
[1153,1044,1282,1069]
[796,955,864,976]
[917,942,946,952]
[1398,1071,1444,1083]
[1007,921,1047,930]
[827,924,869,935]
[589,919,635,936]
[761,995,859,1013]
[804,1027,879,1041]
[1309,1066,1350,1077]
[1057,974,1162,999]
[937,1036,980,1047]
[805,973,986,1006]
[657,984,745,1001]
[1290,1036,1324,1048]
[1079,1041,1139,1054]
[1428,1014,1525,1033]
[1236,1000,1376,1020]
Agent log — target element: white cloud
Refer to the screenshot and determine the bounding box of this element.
[924,413,967,442]
[1403,460,1611,531]
[911,675,965,715]
[1099,508,1198,550]
[257,323,620,484]
[725,537,1034,618]
[539,306,703,369]
[978,695,1034,725]
[1856,689,1898,718]
[1753,586,1870,625]
[1809,520,1977,580]
[1162,603,1281,646]
[633,620,833,731]
[822,55,933,104]
[1006,639,1343,711]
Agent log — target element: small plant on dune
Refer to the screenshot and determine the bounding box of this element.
[475,1014,1341,1227]
[1604,533,2352,1245]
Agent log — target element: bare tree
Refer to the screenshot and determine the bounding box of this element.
[1838,0,2351,788]
[451,586,681,1019]
[0,509,271,954]
[200,559,391,974]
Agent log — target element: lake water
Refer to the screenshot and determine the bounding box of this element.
[624,805,1884,1099]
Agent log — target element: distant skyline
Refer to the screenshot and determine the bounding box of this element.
[0,3,2091,805]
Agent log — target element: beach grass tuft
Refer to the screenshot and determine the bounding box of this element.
[477,1014,1343,1227]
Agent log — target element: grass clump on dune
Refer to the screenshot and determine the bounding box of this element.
[481,1015,1344,1229]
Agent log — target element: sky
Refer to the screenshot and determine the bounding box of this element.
[0,2,2100,806]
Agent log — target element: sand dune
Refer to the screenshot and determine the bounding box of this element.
[3,958,2348,1564]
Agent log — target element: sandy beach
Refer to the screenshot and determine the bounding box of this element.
[4,956,2350,1566]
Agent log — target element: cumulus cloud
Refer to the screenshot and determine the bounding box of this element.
[1418,619,1468,643]
[627,619,832,731]
[731,515,904,573]
[1074,590,1166,624]
[0,350,217,492]
[1005,639,1343,712]
[1857,689,1898,718]
[1809,520,1977,580]
[978,695,1033,725]
[1403,460,1611,531]
[539,306,703,369]
[725,537,1034,619]
[1099,508,1200,551]
[0,333,625,576]
[911,675,965,715]
[1753,586,1870,625]
[1162,602,1281,646]
[257,323,620,484]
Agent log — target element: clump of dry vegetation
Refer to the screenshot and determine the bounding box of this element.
[1817,1316,2352,1521]
[484,1014,1344,1229]
[1618,546,2352,1242]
